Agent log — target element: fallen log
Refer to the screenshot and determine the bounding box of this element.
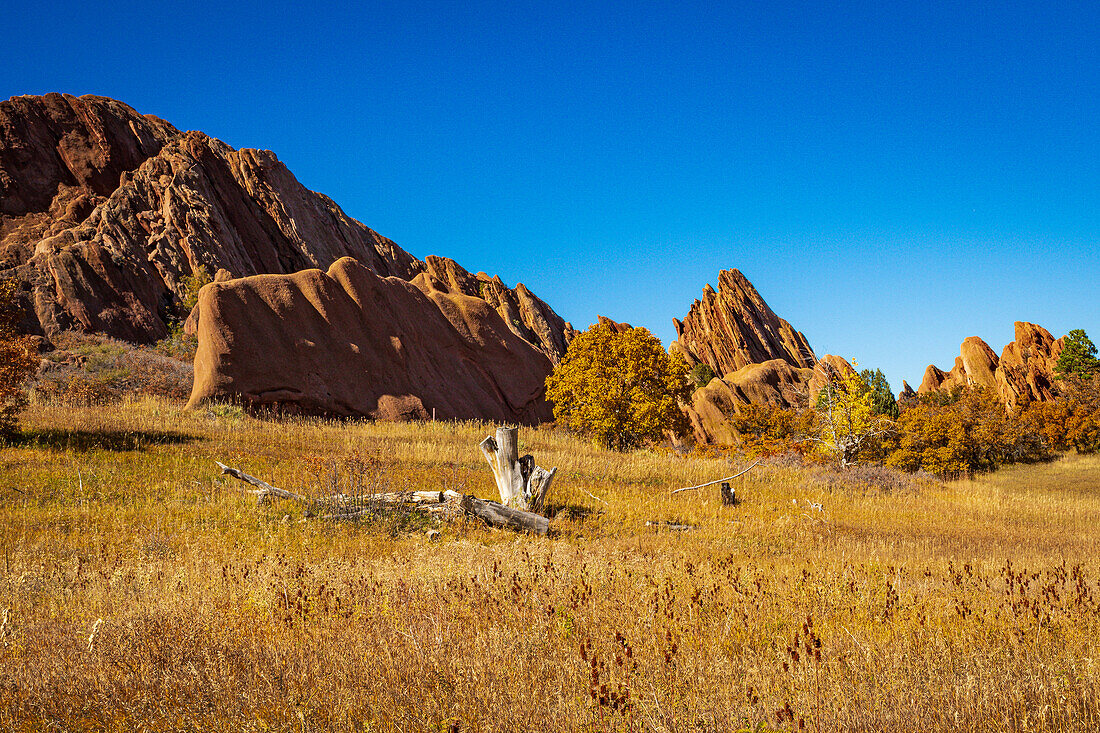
[671,460,761,495]
[461,494,550,536]
[645,520,697,531]
[217,462,549,535]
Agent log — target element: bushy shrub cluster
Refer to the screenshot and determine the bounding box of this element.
[0,279,40,439]
[884,387,1051,476]
[33,333,193,405]
[728,374,1100,480]
[1021,375,1100,454]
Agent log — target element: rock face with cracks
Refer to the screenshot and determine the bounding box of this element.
[670,269,816,376]
[2,93,577,420]
[672,268,822,443]
[1,93,420,341]
[1,93,573,367]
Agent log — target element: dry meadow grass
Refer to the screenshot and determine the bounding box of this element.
[1,397,1098,731]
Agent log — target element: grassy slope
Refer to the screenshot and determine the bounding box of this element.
[1,398,1098,732]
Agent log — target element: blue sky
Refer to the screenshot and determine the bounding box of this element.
[6,1,1099,391]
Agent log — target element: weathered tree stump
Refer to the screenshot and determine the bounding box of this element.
[479,426,557,512]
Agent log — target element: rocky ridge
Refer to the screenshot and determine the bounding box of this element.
[1,92,576,421]
[1,93,572,366]
[918,322,1065,408]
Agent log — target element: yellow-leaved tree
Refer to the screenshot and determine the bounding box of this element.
[545,322,691,450]
[815,361,893,465]
[0,279,41,440]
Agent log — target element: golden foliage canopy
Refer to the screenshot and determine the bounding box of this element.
[815,362,892,465]
[0,279,41,439]
[884,387,1049,478]
[545,323,691,450]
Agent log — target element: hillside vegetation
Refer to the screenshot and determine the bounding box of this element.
[1,397,1099,731]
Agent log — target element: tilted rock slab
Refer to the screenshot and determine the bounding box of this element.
[669,267,820,443]
[918,322,1065,408]
[187,257,554,424]
[685,354,854,444]
[670,268,816,376]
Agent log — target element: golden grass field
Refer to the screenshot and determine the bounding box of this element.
[1,397,1098,732]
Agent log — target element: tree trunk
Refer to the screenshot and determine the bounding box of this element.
[479,426,557,512]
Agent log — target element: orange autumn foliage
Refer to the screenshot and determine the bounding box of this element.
[0,279,40,439]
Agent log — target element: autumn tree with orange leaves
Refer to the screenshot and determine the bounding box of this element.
[0,279,39,440]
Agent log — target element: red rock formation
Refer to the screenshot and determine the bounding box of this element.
[898,380,917,405]
[1,93,178,256]
[807,354,858,399]
[187,258,553,423]
[996,322,1065,408]
[670,268,821,442]
[414,255,575,363]
[595,315,632,333]
[4,121,421,340]
[1,93,574,369]
[670,269,815,376]
[687,359,816,444]
[918,323,1065,407]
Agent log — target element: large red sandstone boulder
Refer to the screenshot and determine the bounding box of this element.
[686,358,816,444]
[807,354,858,398]
[187,257,554,424]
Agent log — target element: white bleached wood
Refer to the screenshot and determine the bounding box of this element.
[479,426,557,512]
[670,460,761,494]
[217,461,544,534]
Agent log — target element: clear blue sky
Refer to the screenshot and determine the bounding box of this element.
[6,1,1099,391]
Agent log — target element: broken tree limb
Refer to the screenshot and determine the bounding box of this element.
[218,462,446,509]
[671,460,761,494]
[479,426,557,511]
[645,520,697,531]
[461,494,550,536]
[216,461,307,502]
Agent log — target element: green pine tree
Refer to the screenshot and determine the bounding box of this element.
[1055,329,1100,379]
